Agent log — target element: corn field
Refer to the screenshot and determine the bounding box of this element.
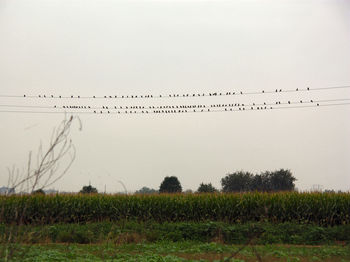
[0,192,349,225]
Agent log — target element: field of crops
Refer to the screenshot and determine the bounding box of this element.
[1,192,349,225]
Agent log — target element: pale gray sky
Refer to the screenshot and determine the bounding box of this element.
[1,0,350,192]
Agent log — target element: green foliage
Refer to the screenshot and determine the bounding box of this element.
[196,183,218,193]
[135,187,158,194]
[79,185,98,194]
[32,189,45,195]
[2,221,350,245]
[221,169,296,192]
[221,171,253,192]
[159,176,182,193]
[0,192,350,225]
[2,238,350,262]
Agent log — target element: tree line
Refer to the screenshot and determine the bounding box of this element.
[79,169,296,194]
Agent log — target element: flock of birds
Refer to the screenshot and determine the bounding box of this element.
[0,85,349,115]
[21,87,312,100]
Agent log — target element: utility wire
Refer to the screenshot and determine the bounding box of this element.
[0,101,349,115]
[1,98,349,110]
[0,85,349,99]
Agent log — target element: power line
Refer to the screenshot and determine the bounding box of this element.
[0,85,349,99]
[0,101,349,115]
[1,98,349,110]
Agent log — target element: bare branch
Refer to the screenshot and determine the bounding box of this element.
[7,115,81,194]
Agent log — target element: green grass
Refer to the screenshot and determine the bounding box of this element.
[1,221,350,245]
[2,241,350,262]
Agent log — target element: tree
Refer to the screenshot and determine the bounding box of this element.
[80,185,98,194]
[221,169,296,193]
[197,183,218,193]
[32,189,45,195]
[135,186,158,194]
[251,173,272,192]
[268,169,296,191]
[221,171,253,192]
[159,176,182,193]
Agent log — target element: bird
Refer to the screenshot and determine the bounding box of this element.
[296,88,299,91]
[288,101,291,104]
[307,87,310,90]
[24,95,26,97]
[262,90,264,93]
[317,103,320,106]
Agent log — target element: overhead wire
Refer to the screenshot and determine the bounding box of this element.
[0,84,349,99]
[1,98,350,110]
[0,101,349,115]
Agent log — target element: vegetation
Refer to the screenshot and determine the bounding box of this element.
[197,183,218,193]
[79,185,98,194]
[135,187,158,194]
[159,176,182,193]
[1,221,350,245]
[1,192,349,225]
[1,241,349,261]
[221,169,296,192]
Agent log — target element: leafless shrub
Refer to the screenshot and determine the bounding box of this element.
[6,115,81,194]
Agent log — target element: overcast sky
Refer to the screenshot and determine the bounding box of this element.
[1,0,350,193]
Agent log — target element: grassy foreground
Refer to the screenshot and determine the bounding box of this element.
[2,241,350,262]
[1,221,350,245]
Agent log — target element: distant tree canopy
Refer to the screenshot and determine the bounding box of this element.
[32,188,45,195]
[221,169,296,192]
[80,185,98,194]
[197,183,218,193]
[135,186,158,194]
[159,176,182,193]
